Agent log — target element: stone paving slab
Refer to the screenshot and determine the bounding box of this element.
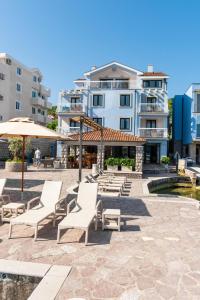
[0,259,51,277]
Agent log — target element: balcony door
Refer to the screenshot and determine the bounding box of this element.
[146,120,156,128]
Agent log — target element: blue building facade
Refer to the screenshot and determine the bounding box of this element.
[173,84,200,162]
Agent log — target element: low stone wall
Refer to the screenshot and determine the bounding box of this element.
[104,170,142,179]
[147,176,192,194]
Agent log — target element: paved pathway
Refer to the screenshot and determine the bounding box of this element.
[0,169,200,299]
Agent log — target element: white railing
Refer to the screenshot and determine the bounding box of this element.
[31,97,46,107]
[58,103,83,113]
[32,114,46,124]
[57,127,80,135]
[139,103,165,113]
[138,128,168,138]
[76,80,138,90]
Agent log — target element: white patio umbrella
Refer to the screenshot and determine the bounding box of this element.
[0,117,69,197]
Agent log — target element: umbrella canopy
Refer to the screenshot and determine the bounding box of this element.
[0,117,66,139]
[0,117,69,197]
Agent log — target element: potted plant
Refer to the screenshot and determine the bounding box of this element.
[161,156,170,172]
[5,138,30,172]
[105,157,119,171]
[120,158,135,172]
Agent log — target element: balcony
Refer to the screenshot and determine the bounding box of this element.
[75,79,138,90]
[139,103,165,113]
[57,126,80,135]
[32,114,46,124]
[138,128,168,138]
[58,103,84,114]
[31,97,46,107]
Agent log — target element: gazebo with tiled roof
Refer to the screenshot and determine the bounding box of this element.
[61,127,146,177]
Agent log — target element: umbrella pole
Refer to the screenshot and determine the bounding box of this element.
[79,118,83,182]
[21,136,25,199]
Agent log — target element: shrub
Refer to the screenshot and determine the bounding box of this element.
[8,138,31,161]
[161,156,170,165]
[120,158,135,169]
[105,157,120,166]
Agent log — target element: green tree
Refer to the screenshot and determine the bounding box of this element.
[8,138,31,161]
[47,119,58,131]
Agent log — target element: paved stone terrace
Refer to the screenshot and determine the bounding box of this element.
[0,168,200,299]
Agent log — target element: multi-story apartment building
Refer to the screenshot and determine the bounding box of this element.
[58,62,169,163]
[173,83,200,163]
[0,53,51,124]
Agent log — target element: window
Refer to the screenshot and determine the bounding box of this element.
[33,75,37,82]
[41,111,45,116]
[70,120,79,127]
[120,95,130,107]
[0,115,3,121]
[6,58,12,65]
[93,117,103,125]
[143,80,162,88]
[16,100,21,110]
[71,97,80,103]
[120,118,131,130]
[32,90,37,98]
[16,83,21,92]
[196,94,200,112]
[0,73,5,80]
[16,67,22,76]
[32,107,36,114]
[93,95,103,107]
[147,97,157,103]
[0,95,3,101]
[146,120,156,128]
[100,79,112,89]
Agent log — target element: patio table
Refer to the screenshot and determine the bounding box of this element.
[1,202,25,222]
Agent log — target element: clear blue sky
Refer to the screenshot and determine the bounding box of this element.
[1,0,200,103]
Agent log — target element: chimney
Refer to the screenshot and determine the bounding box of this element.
[91,66,97,71]
[147,64,154,73]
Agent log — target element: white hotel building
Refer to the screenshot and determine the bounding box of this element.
[0,53,51,125]
[57,62,169,163]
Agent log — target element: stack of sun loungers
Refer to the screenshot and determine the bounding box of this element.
[86,173,127,197]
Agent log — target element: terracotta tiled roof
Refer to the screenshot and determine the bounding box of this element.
[69,128,145,143]
[141,72,168,77]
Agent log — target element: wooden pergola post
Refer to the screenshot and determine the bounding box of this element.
[100,128,103,171]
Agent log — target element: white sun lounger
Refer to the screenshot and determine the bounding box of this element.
[8,181,63,241]
[0,179,6,196]
[57,182,100,245]
[0,179,10,206]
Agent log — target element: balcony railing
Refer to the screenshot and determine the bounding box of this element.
[32,114,46,124]
[57,126,80,135]
[31,97,46,107]
[59,103,83,113]
[139,103,165,113]
[75,80,139,90]
[138,128,168,138]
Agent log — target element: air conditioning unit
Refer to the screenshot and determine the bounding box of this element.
[6,58,12,65]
